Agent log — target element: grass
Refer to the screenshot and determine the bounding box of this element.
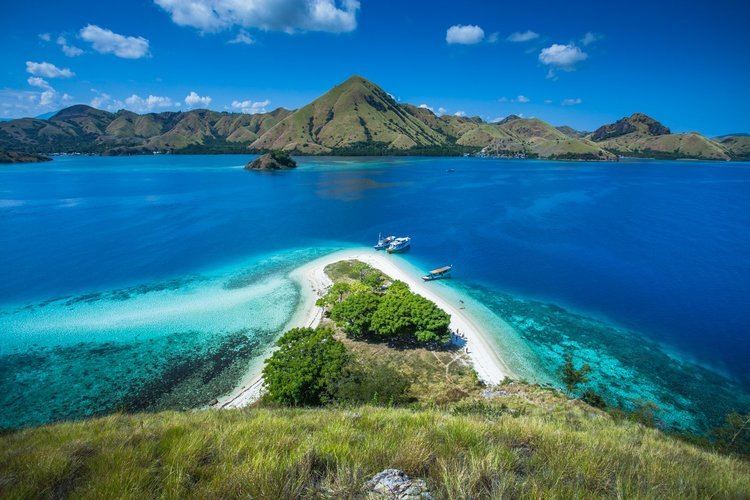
[1,398,749,498]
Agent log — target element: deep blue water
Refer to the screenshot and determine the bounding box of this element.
[1,155,749,430]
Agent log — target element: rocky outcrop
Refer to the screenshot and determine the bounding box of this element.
[365,469,432,499]
[245,151,297,170]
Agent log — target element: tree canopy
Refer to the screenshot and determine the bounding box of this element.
[262,327,349,406]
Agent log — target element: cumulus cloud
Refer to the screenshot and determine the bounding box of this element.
[437,107,447,115]
[25,61,74,78]
[507,30,539,42]
[38,33,51,42]
[184,91,212,107]
[446,24,484,44]
[154,0,360,34]
[516,95,530,103]
[27,77,52,90]
[231,98,270,114]
[57,36,84,57]
[486,32,499,43]
[580,32,602,46]
[454,110,466,117]
[418,103,434,112]
[539,43,588,71]
[561,98,582,106]
[124,94,174,113]
[79,25,150,59]
[228,30,255,44]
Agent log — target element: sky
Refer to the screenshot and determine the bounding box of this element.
[1,0,748,135]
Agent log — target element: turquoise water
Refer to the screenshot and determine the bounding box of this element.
[1,155,749,431]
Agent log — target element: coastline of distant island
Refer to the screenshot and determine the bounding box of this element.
[1,76,748,162]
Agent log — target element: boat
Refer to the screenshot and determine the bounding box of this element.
[374,233,395,250]
[422,265,452,281]
[386,236,411,253]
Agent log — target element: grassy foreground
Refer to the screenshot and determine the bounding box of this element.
[1,392,749,498]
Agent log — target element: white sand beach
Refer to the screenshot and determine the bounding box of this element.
[216,248,510,409]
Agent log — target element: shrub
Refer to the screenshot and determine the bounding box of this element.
[262,327,349,406]
[329,290,381,338]
[332,359,412,406]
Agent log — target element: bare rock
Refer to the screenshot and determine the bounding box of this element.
[365,469,432,499]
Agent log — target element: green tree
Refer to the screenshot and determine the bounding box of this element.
[581,389,607,410]
[560,353,591,393]
[316,282,351,308]
[329,290,381,338]
[262,327,349,406]
[369,281,414,339]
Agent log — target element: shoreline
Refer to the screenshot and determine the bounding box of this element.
[216,247,510,409]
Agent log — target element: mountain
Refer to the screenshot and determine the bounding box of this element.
[0,78,745,161]
[481,116,616,160]
[249,76,614,159]
[249,75,452,154]
[715,135,750,160]
[0,105,292,155]
[0,149,51,164]
[589,113,732,160]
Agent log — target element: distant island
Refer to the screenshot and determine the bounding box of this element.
[0,75,747,161]
[245,150,297,171]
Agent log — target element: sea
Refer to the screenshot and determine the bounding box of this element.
[1,154,748,431]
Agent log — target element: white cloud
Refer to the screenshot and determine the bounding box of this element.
[498,96,508,103]
[231,98,270,114]
[454,110,466,117]
[38,33,51,42]
[154,0,360,34]
[486,32,499,43]
[228,30,254,44]
[437,107,447,115]
[124,94,174,113]
[516,95,530,103]
[79,25,150,59]
[581,32,602,46]
[507,30,539,42]
[184,91,212,107]
[418,103,434,112]
[539,43,588,71]
[26,61,74,78]
[57,36,84,57]
[544,99,553,104]
[561,98,582,106]
[446,24,484,44]
[27,77,52,90]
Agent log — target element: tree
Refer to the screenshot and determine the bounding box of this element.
[329,290,381,338]
[316,282,351,308]
[262,327,349,406]
[560,353,591,393]
[711,411,750,457]
[581,389,607,410]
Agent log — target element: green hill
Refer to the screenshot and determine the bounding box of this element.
[1,389,748,498]
[716,134,750,160]
[590,113,732,160]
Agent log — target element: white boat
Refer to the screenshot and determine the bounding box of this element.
[387,236,411,253]
[374,233,395,250]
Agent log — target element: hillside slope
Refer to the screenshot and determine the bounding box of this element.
[1,390,748,498]
[590,113,732,160]
[0,105,292,155]
[249,76,449,154]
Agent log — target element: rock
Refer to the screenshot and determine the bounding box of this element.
[365,469,432,499]
[245,151,297,171]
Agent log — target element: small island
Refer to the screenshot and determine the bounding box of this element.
[245,150,297,171]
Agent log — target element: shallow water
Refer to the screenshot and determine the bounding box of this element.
[1,155,749,430]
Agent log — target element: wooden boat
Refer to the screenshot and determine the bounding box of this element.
[422,265,452,281]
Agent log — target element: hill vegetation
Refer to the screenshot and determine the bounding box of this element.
[2,76,740,161]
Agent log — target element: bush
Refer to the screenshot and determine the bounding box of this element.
[262,327,349,406]
[332,359,412,406]
[329,290,381,338]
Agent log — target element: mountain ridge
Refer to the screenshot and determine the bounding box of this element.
[0,76,745,161]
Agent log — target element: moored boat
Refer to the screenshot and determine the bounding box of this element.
[386,236,411,253]
[422,265,452,281]
[374,233,395,250]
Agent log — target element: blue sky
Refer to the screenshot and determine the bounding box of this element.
[1,0,748,135]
